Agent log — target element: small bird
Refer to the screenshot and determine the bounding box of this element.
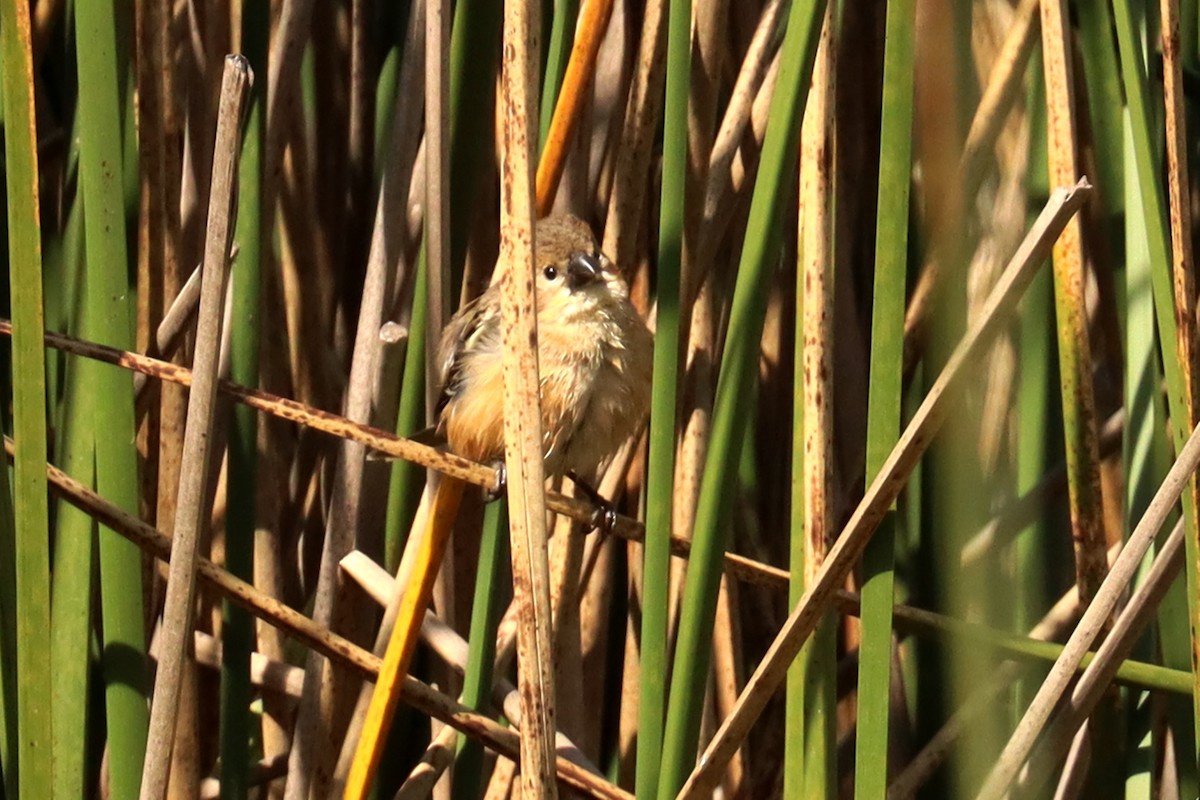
[345,216,651,796]
[434,213,653,492]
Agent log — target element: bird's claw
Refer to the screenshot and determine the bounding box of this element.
[486,461,507,502]
[568,470,618,535]
[589,504,618,535]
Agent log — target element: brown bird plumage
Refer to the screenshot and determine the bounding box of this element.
[435,214,653,481]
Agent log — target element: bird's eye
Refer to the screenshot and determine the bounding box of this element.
[543,266,558,281]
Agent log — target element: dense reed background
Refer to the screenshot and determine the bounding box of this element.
[3,0,1200,798]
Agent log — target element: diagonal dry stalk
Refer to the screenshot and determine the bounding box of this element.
[977,422,1200,797]
[1016,519,1186,795]
[140,55,252,800]
[677,180,1091,797]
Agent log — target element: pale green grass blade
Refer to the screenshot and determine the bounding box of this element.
[0,1,52,796]
[854,0,916,794]
[635,0,690,792]
[453,499,510,800]
[74,0,150,795]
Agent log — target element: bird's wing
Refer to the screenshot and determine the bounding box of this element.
[435,286,502,418]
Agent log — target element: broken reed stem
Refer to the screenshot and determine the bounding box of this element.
[140,55,251,800]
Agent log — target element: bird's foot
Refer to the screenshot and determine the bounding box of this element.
[568,470,618,534]
[486,460,507,502]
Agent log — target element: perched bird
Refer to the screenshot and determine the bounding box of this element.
[345,215,651,796]
[434,213,654,488]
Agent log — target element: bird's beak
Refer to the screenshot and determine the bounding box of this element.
[567,252,602,289]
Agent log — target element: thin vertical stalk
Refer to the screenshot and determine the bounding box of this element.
[497,0,558,794]
[1160,0,1200,772]
[74,0,151,794]
[787,7,835,796]
[141,57,251,800]
[1014,50,1050,710]
[385,250,429,572]
[634,0,690,792]
[0,0,51,796]
[1041,0,1109,606]
[50,355,96,800]
[1122,111,1181,794]
[854,0,916,795]
[0,417,15,800]
[452,500,511,800]
[656,1,828,795]
[221,5,268,798]
[448,0,502,278]
[426,0,451,379]
[1076,1,1125,220]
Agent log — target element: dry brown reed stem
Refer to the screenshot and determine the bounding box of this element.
[141,56,251,800]
[601,0,666,267]
[678,181,1091,797]
[1159,0,1200,713]
[672,0,735,597]
[198,756,289,800]
[425,0,450,384]
[392,725,458,800]
[792,3,837,786]
[1050,733,1091,800]
[1016,520,1186,795]
[16,440,632,800]
[694,0,785,298]
[537,0,616,216]
[1040,0,1109,604]
[133,0,173,514]
[498,0,558,795]
[188,631,304,701]
[977,422,1200,797]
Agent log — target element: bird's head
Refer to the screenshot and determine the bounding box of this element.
[533,215,628,319]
